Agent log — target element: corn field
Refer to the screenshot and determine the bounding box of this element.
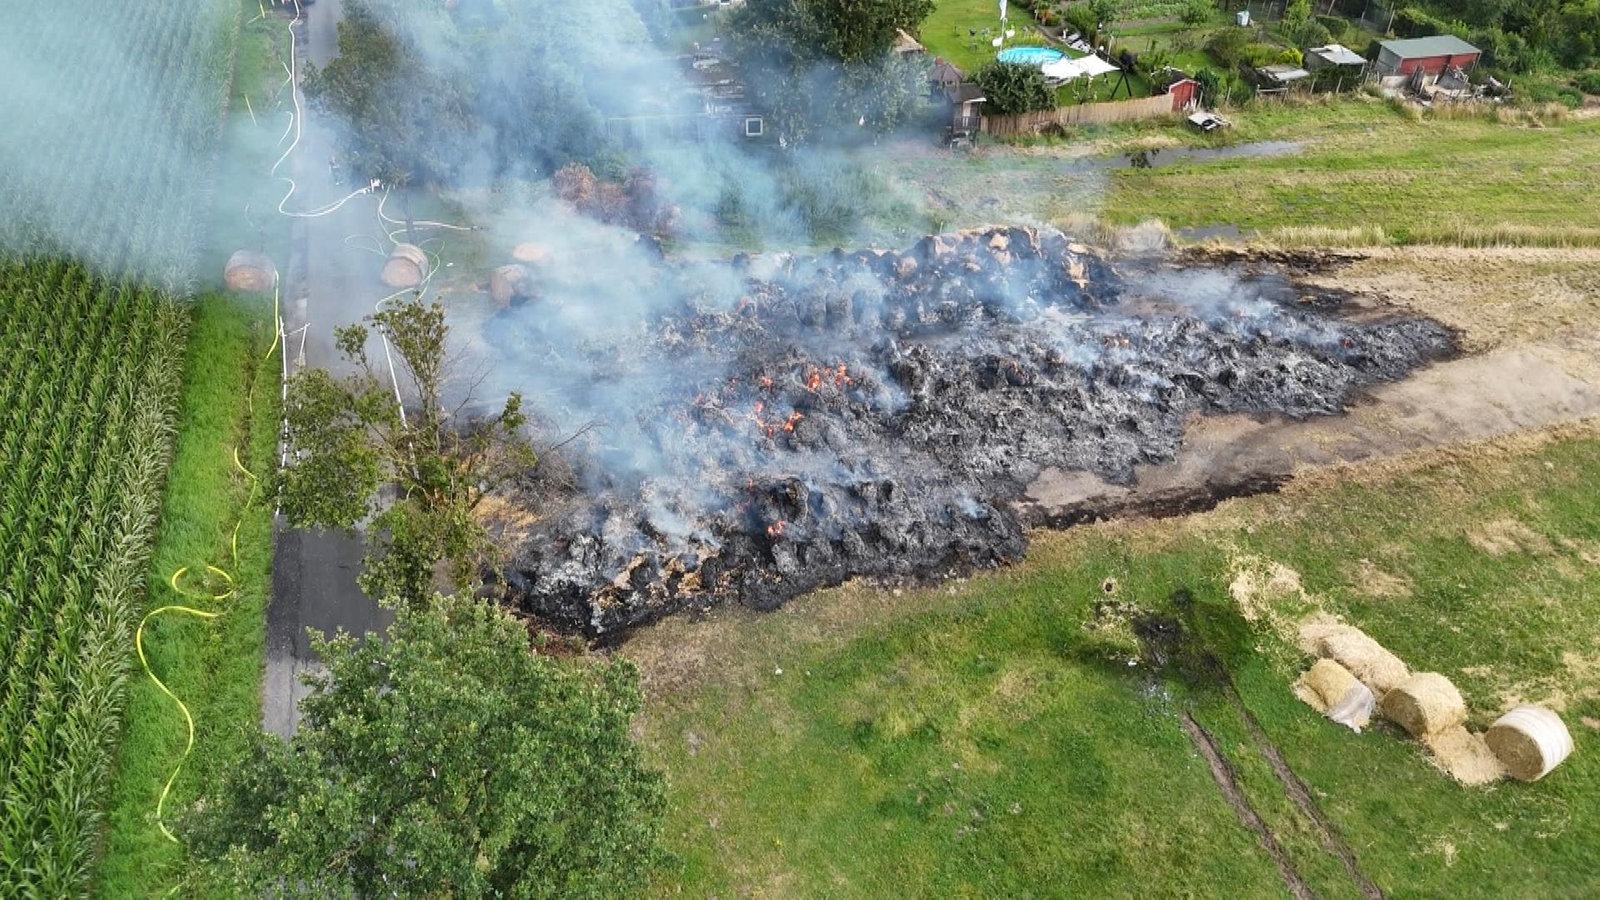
[0,259,191,895]
[0,0,235,892]
[0,0,238,291]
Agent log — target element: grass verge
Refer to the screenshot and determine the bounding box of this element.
[629,424,1600,896]
[94,294,281,896]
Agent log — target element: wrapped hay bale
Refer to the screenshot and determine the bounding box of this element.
[1486,705,1574,782]
[381,243,428,289]
[1303,622,1411,696]
[1298,659,1374,732]
[1381,672,1467,738]
[511,242,550,264]
[224,250,276,293]
[488,264,530,308]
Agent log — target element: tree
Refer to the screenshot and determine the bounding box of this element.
[728,0,936,64]
[301,5,476,185]
[727,0,937,143]
[280,295,536,602]
[973,62,1056,115]
[184,594,666,897]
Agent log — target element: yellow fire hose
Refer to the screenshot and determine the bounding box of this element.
[137,286,278,843]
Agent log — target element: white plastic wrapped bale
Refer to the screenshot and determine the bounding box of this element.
[1297,658,1374,732]
[1486,705,1574,782]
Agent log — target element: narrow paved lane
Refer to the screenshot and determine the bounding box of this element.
[265,0,394,739]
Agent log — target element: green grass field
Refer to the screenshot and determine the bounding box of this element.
[1102,99,1600,240]
[633,427,1600,896]
[93,294,280,896]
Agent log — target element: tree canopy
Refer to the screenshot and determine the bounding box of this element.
[973,62,1056,116]
[280,295,536,601]
[302,5,476,185]
[727,0,936,144]
[184,594,666,897]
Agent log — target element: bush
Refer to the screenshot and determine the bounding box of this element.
[1291,21,1332,49]
[1036,8,1059,26]
[1393,8,1446,38]
[1240,43,1285,68]
[1062,4,1098,38]
[1278,48,1303,66]
[1205,27,1251,68]
[1180,0,1212,26]
[1315,14,1347,40]
[1195,67,1222,106]
[1576,71,1600,95]
[974,60,1057,115]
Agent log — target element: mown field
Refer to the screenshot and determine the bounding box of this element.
[630,422,1600,897]
[1099,100,1600,245]
[0,262,189,895]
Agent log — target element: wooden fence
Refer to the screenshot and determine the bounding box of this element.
[981,93,1179,136]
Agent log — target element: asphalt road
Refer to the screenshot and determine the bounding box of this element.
[263,0,395,739]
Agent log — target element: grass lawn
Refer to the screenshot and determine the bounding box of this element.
[631,424,1600,896]
[1102,99,1600,241]
[922,0,1048,75]
[93,293,281,896]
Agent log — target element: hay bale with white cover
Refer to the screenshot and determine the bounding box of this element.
[1303,622,1411,696]
[381,243,428,288]
[1381,672,1467,738]
[1486,705,1574,782]
[1297,659,1374,732]
[224,250,276,293]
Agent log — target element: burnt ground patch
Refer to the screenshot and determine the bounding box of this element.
[484,228,1452,638]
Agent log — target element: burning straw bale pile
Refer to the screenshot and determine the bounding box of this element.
[488,227,1453,637]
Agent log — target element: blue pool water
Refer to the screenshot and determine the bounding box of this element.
[997,46,1065,66]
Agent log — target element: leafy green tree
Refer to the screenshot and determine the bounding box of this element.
[727,0,936,143]
[184,594,666,897]
[301,6,476,184]
[729,0,935,64]
[973,61,1056,115]
[280,295,536,602]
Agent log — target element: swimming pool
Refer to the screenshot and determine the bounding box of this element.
[997,46,1065,66]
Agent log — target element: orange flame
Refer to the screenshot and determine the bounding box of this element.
[767,520,787,538]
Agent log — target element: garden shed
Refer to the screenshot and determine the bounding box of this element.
[1305,44,1366,72]
[1374,36,1480,76]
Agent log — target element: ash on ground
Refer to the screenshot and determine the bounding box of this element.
[482,227,1451,637]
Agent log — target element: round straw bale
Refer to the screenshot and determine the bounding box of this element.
[1303,659,1359,709]
[381,243,428,288]
[511,242,550,264]
[224,250,276,293]
[1486,705,1574,782]
[1310,624,1410,696]
[488,264,530,308]
[1299,659,1373,731]
[1381,672,1467,738]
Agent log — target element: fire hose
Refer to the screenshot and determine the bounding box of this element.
[137,282,279,843]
